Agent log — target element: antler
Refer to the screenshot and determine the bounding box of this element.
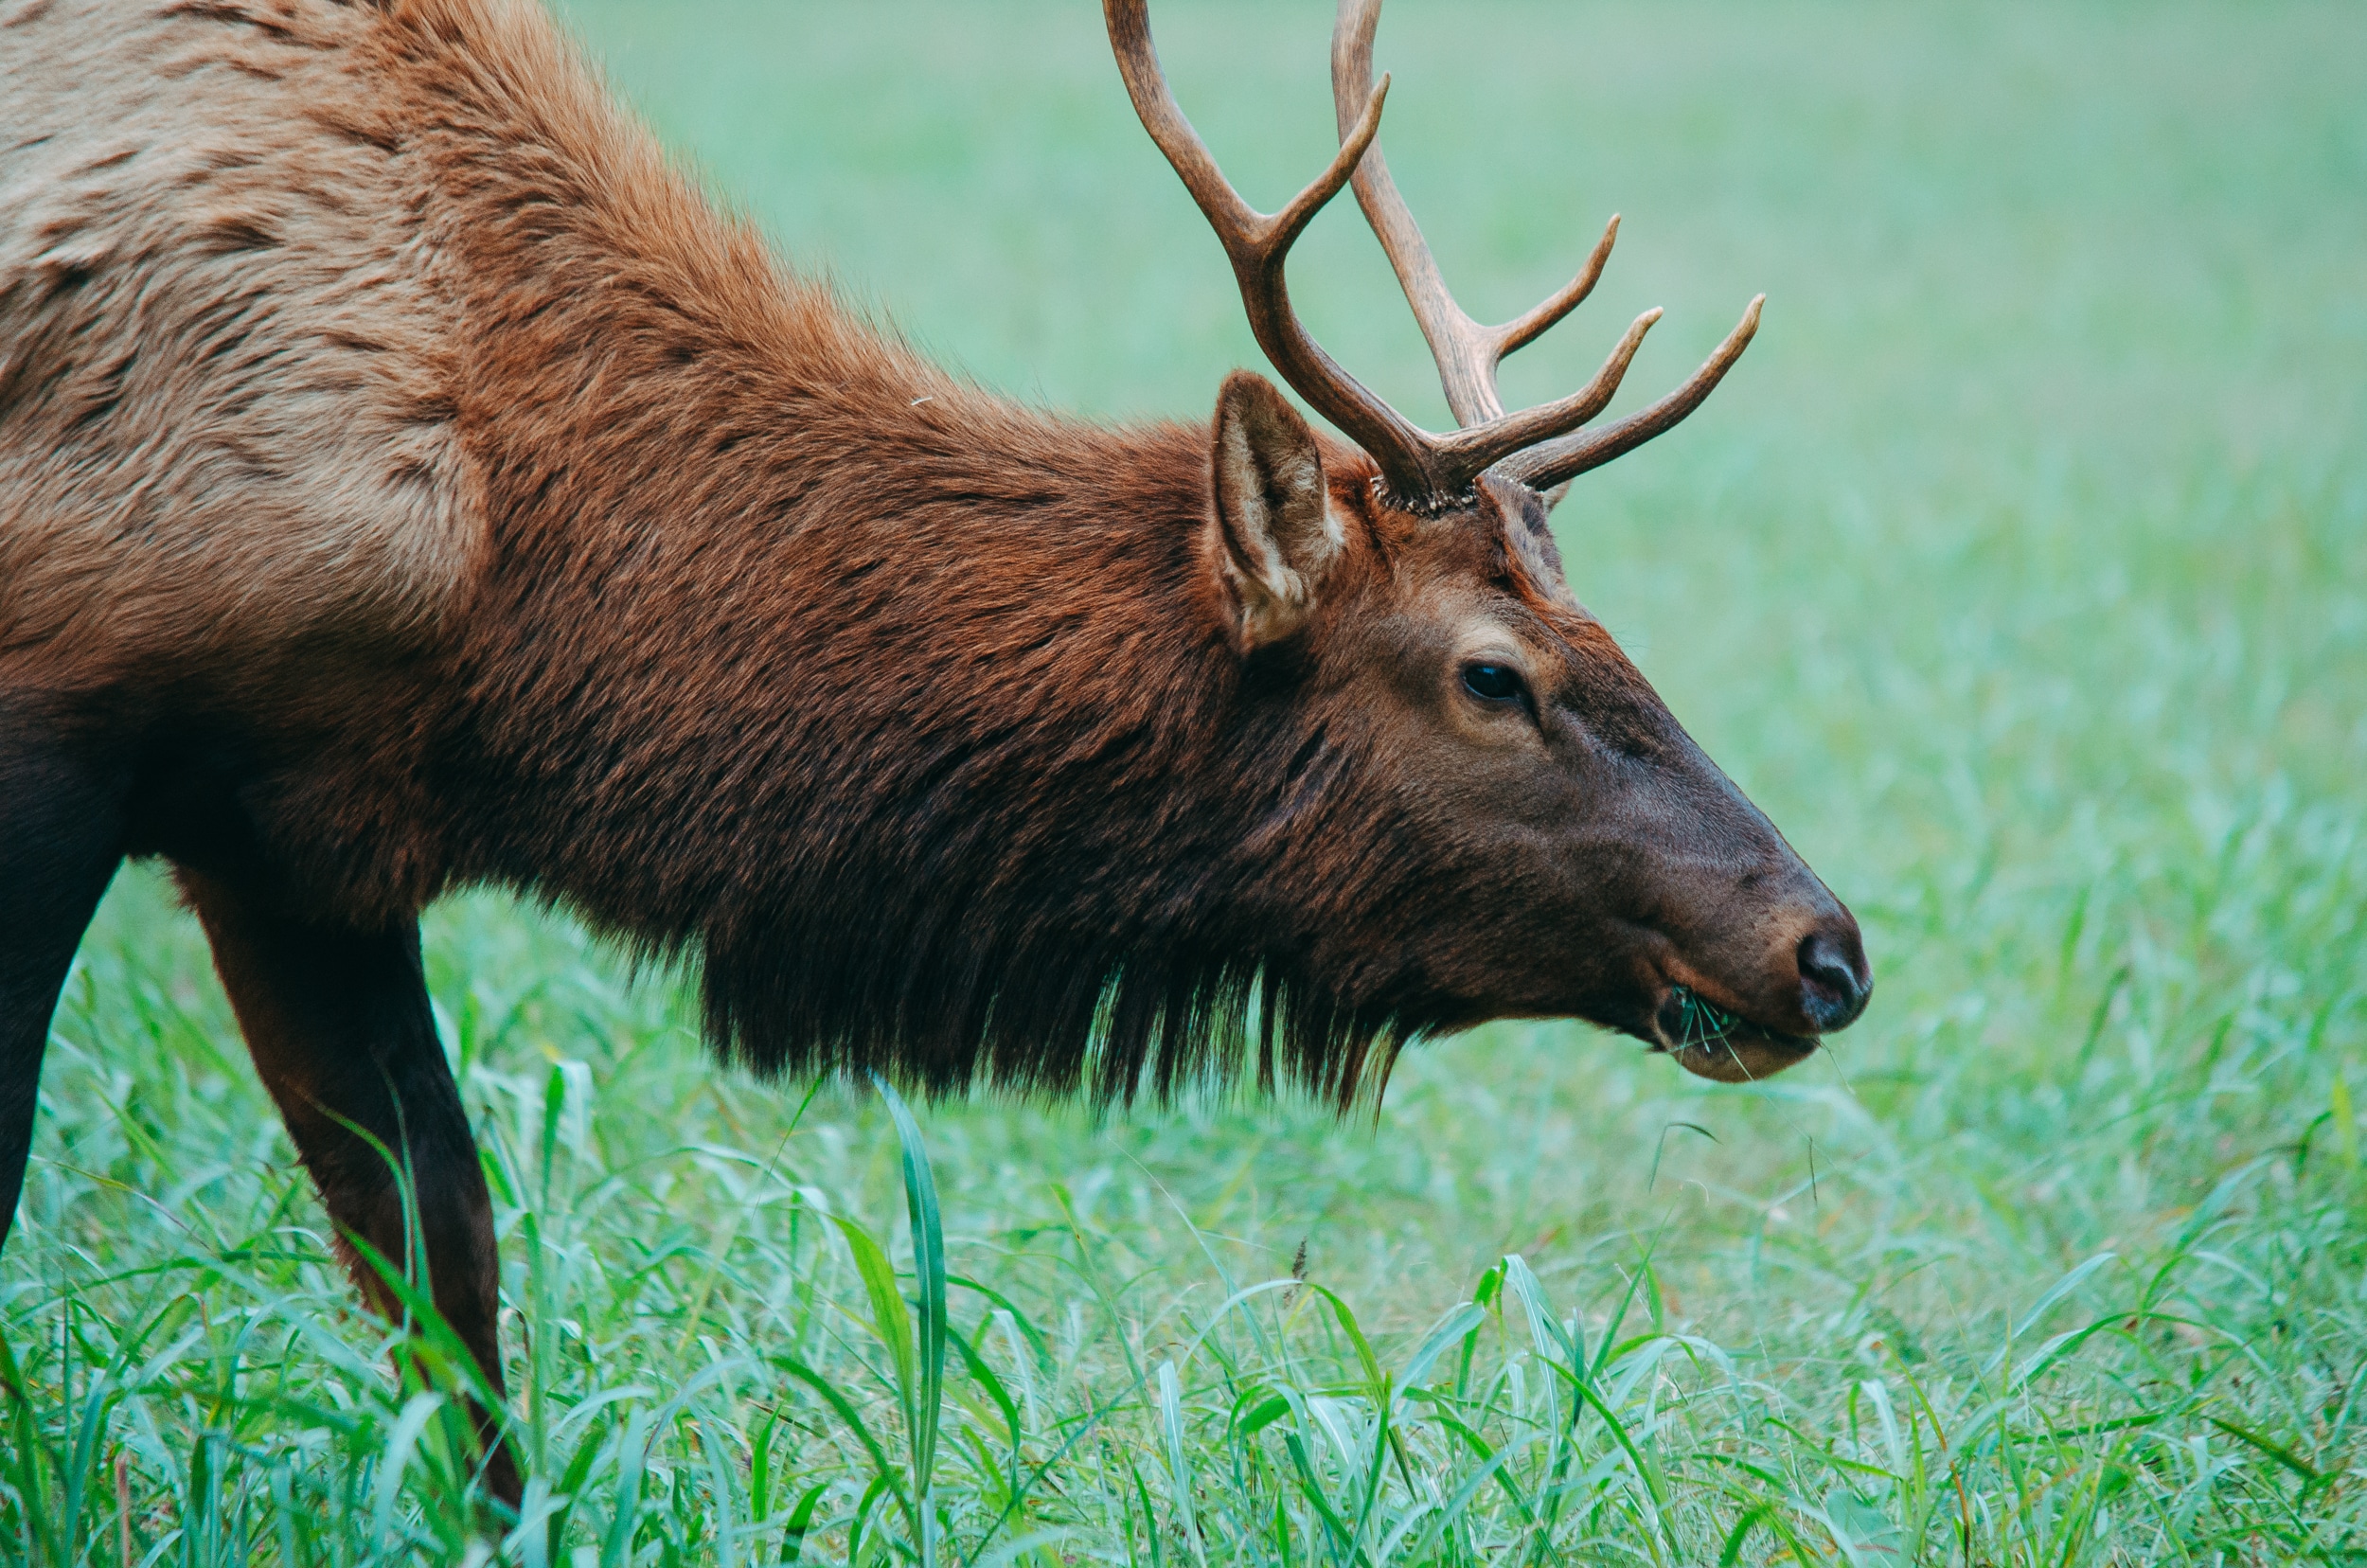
[1106,0,1762,508]
[1105,0,1460,502]
[1329,0,1762,497]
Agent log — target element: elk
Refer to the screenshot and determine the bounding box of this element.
[0,0,1871,1506]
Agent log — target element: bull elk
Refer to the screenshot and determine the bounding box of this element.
[0,0,1871,1506]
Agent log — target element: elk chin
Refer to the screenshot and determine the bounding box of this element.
[1650,985,1819,1084]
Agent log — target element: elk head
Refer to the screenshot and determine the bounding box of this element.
[1109,0,1871,1083]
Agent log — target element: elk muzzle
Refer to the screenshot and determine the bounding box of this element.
[1648,907,1870,1083]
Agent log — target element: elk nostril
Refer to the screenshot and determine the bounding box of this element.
[1795,929,1871,1031]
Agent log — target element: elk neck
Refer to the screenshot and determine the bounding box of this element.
[369,11,1383,1093]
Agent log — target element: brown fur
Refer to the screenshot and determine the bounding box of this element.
[1,0,1869,1505]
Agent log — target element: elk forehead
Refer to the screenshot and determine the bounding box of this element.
[1352,475,1600,658]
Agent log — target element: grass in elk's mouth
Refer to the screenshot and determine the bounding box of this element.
[1664,983,1743,1046]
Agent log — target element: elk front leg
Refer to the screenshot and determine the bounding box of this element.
[0,719,126,1247]
[179,872,523,1507]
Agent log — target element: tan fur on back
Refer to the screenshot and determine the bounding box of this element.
[0,0,484,679]
[0,0,968,688]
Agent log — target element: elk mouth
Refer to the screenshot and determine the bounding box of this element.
[1647,984,1819,1083]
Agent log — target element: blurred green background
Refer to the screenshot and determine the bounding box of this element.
[8,2,2364,1560]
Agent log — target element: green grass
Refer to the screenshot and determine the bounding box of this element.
[7,0,2366,1561]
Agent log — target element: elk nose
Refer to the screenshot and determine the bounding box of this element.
[1796,928,1872,1033]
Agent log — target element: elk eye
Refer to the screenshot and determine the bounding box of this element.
[1461,661,1527,705]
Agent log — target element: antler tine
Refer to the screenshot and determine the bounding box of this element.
[1498,214,1622,360]
[1498,294,1765,492]
[1104,0,1441,501]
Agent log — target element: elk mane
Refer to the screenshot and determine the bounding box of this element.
[346,0,1434,1106]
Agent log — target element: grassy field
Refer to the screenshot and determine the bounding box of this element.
[7,0,2366,1562]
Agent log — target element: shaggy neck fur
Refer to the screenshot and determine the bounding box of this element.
[365,0,1418,1102]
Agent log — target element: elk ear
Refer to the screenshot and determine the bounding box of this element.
[1208,370,1340,651]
